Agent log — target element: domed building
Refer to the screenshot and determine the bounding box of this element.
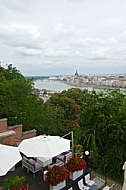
[74,70,79,77]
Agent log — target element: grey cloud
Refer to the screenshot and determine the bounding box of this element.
[0,24,47,50]
[16,47,42,56]
[88,57,110,61]
[0,0,28,13]
[0,0,126,75]
[68,0,82,1]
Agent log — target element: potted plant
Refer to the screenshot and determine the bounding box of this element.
[65,156,87,180]
[3,175,27,190]
[75,144,83,157]
[45,166,69,190]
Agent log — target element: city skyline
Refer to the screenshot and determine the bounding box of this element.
[0,0,126,76]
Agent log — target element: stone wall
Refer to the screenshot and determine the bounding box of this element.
[0,130,16,146]
[0,118,7,133]
[22,130,36,140]
[0,118,36,146]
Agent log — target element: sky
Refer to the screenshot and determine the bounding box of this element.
[0,0,126,76]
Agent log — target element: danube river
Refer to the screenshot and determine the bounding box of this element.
[34,79,99,92]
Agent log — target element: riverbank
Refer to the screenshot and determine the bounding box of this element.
[64,81,118,90]
[34,79,126,95]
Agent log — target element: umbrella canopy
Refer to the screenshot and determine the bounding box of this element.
[0,144,22,176]
[122,162,126,190]
[18,135,70,158]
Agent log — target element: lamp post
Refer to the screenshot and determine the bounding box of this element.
[83,128,96,157]
[83,128,96,156]
[85,150,90,156]
[84,129,95,142]
[62,131,74,157]
[83,129,96,176]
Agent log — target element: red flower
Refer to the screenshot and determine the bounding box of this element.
[65,156,87,172]
[11,186,28,190]
[46,166,69,186]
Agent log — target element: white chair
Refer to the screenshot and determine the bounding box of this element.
[78,179,90,190]
[43,170,48,181]
[103,184,114,190]
[109,184,114,190]
[85,174,95,186]
[68,187,73,190]
[103,186,109,190]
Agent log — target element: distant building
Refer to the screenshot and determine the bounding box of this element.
[74,71,79,77]
[48,76,58,80]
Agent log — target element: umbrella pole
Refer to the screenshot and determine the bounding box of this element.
[62,131,74,157]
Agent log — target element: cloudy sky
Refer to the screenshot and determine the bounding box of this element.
[0,0,126,76]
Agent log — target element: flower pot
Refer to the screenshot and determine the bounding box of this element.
[69,169,83,180]
[49,180,66,190]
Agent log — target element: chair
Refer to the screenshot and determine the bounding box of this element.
[78,179,90,190]
[26,183,29,190]
[55,151,72,163]
[22,157,29,172]
[65,151,73,163]
[22,157,43,177]
[85,174,95,186]
[48,160,64,169]
[27,159,43,177]
[103,184,114,190]
[43,170,48,181]
[68,187,73,190]
[109,184,114,190]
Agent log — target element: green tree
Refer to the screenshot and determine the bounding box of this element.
[0,64,45,133]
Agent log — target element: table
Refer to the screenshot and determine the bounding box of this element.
[84,176,105,190]
[89,184,99,190]
[92,176,105,189]
[37,157,52,167]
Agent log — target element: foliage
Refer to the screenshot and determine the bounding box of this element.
[76,89,126,182]
[65,156,87,172]
[3,175,26,190]
[45,92,81,135]
[0,64,45,133]
[75,144,83,156]
[46,166,69,186]
[0,64,126,183]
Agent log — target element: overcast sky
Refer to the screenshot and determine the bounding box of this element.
[0,0,126,76]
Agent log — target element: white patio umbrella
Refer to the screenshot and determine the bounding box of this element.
[122,161,126,190]
[18,135,70,158]
[0,144,22,176]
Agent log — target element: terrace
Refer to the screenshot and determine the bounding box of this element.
[0,120,123,190]
[0,158,122,190]
[0,161,83,190]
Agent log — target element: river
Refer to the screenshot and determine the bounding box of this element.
[34,79,100,92]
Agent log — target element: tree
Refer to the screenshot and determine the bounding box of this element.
[0,64,45,133]
[0,65,125,183]
[45,91,81,134]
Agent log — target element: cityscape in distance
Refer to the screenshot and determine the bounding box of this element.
[27,71,126,89]
[32,71,126,102]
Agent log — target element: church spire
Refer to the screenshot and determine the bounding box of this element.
[74,70,79,77]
